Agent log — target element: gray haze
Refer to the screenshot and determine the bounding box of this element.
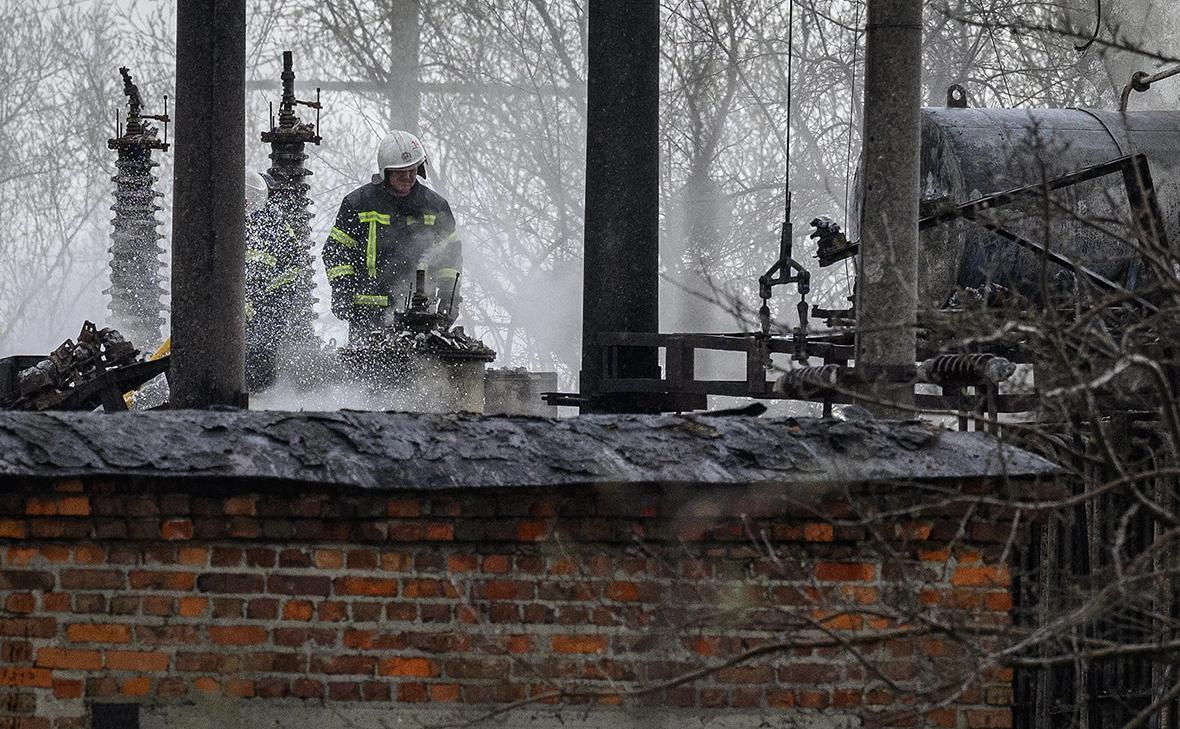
[1,0,1175,396]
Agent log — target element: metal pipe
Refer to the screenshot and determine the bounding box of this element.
[854,0,922,416]
[1120,65,1180,112]
[580,0,660,413]
[170,0,247,408]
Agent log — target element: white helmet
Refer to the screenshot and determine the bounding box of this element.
[377,130,427,177]
[244,170,269,212]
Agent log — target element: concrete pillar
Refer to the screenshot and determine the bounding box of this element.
[170,0,247,408]
[854,0,922,416]
[580,0,660,413]
[386,0,421,133]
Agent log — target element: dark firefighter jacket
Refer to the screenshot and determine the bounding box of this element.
[240,198,302,391]
[245,203,301,355]
[323,178,461,324]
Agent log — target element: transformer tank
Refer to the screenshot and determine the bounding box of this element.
[874,107,1180,307]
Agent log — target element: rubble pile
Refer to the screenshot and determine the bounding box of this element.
[6,322,139,411]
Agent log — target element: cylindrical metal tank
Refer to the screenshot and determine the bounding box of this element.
[864,108,1180,307]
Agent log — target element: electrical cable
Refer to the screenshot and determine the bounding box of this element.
[1075,0,1101,52]
[785,0,795,196]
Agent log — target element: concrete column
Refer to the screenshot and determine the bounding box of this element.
[854,0,922,416]
[170,0,247,408]
[580,0,660,413]
[386,0,421,133]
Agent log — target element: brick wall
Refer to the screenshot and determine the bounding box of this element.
[0,476,1039,729]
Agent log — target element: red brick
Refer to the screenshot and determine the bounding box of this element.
[0,618,55,639]
[42,593,69,612]
[336,576,398,597]
[209,626,267,646]
[424,523,454,541]
[606,581,640,601]
[479,580,519,600]
[430,683,461,702]
[447,554,477,573]
[402,579,443,598]
[268,574,331,596]
[328,681,361,701]
[386,499,421,517]
[803,522,835,541]
[60,569,124,590]
[1,640,32,662]
[178,597,208,617]
[5,593,35,613]
[516,520,547,541]
[25,497,57,516]
[548,558,577,576]
[246,596,278,618]
[160,519,193,541]
[223,496,256,516]
[312,655,376,675]
[952,565,1009,587]
[482,555,511,574]
[0,667,52,688]
[121,676,151,696]
[388,523,423,541]
[130,570,196,591]
[106,650,170,671]
[985,591,1012,611]
[505,635,533,653]
[378,657,438,678]
[225,679,256,698]
[283,600,314,621]
[292,678,323,699]
[816,562,876,582]
[67,624,132,644]
[52,678,84,699]
[35,648,102,670]
[551,635,608,654]
[193,676,220,694]
[156,677,188,698]
[380,552,411,571]
[345,549,377,570]
[0,520,26,539]
[318,602,349,622]
[177,547,208,566]
[397,681,428,702]
[312,549,343,569]
[57,496,90,516]
[227,517,261,538]
[362,681,390,701]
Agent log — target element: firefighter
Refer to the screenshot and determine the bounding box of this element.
[323,130,462,341]
[244,170,302,390]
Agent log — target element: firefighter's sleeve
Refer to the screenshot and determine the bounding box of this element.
[323,200,367,321]
[264,219,302,298]
[425,202,463,315]
[245,217,278,322]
